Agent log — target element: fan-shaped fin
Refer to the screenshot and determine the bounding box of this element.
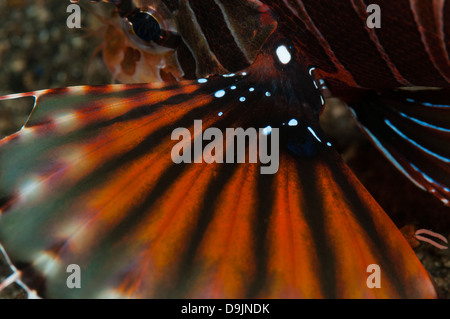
[0,61,437,298]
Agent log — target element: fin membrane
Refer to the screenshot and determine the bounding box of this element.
[349,88,450,207]
[0,58,437,298]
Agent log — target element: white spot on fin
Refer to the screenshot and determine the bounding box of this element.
[276,45,292,64]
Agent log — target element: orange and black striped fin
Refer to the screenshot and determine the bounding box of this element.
[349,88,450,207]
[0,52,437,298]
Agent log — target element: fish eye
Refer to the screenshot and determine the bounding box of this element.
[116,2,181,54]
[128,11,161,43]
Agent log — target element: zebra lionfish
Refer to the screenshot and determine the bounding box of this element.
[0,0,449,298]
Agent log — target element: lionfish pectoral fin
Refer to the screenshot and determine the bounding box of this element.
[0,71,437,298]
[279,145,438,298]
[349,88,450,207]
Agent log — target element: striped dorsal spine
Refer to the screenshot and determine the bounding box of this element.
[263,0,450,90]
